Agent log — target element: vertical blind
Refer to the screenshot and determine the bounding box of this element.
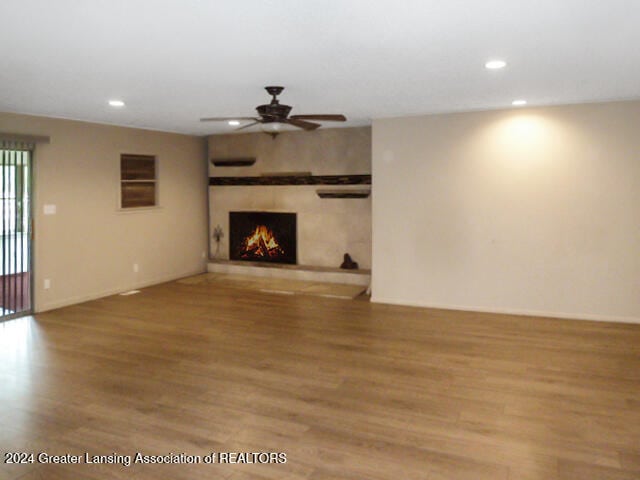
[1,141,33,318]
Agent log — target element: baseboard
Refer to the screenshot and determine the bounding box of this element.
[35,268,207,313]
[370,296,640,325]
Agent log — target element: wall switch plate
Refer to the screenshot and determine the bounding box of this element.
[133,263,139,273]
[44,279,51,289]
[43,204,57,215]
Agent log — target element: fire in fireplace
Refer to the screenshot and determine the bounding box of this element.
[229,211,297,264]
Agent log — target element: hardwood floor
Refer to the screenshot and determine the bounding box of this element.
[1,279,639,479]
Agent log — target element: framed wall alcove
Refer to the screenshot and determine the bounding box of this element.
[120,154,157,208]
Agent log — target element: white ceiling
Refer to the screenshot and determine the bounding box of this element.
[1,0,639,136]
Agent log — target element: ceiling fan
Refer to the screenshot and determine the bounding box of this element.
[200,86,346,137]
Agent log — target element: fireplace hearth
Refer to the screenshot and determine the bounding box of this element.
[229,211,297,264]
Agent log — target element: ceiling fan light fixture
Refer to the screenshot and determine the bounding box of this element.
[260,122,285,133]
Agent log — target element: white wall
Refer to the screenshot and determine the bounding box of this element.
[372,101,640,323]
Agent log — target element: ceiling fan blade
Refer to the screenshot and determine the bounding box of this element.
[200,116,257,122]
[285,118,321,131]
[235,121,261,131]
[289,114,346,121]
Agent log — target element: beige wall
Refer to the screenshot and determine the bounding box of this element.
[372,101,640,323]
[208,126,371,177]
[208,127,372,268]
[0,112,208,312]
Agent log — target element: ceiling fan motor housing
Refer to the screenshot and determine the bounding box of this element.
[256,103,292,120]
[257,86,291,121]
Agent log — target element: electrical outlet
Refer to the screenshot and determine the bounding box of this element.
[133,263,139,273]
[43,204,57,215]
[44,278,51,289]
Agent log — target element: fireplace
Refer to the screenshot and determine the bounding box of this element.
[229,211,297,264]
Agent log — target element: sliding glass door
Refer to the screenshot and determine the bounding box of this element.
[0,147,32,320]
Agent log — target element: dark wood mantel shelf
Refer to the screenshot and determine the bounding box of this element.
[211,158,256,167]
[316,188,370,199]
[209,174,371,186]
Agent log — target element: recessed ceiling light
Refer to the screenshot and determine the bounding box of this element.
[108,99,125,107]
[228,120,240,126]
[512,99,527,106]
[485,60,506,70]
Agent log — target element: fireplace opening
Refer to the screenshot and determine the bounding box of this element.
[229,211,297,264]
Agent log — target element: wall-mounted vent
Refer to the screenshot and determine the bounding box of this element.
[119,290,141,296]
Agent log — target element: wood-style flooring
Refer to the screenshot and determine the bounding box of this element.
[1,278,639,480]
[177,273,367,299]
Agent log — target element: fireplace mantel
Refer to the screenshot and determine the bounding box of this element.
[209,174,371,186]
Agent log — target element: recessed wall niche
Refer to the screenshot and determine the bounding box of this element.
[207,127,371,269]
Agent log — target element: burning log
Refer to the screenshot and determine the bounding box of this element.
[240,224,285,260]
[258,235,270,257]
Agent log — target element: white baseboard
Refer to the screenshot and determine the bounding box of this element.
[370,296,640,325]
[35,267,207,313]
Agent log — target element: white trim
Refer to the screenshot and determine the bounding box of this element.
[35,267,206,313]
[370,296,640,325]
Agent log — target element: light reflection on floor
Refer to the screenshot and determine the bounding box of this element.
[0,316,44,464]
[0,316,41,399]
[1,315,37,357]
